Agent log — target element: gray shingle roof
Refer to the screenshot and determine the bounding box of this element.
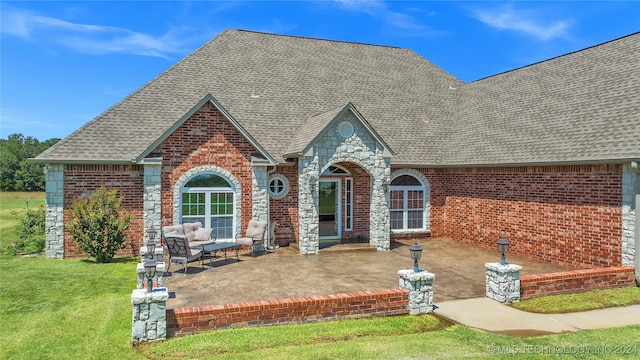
[447,32,640,166]
[35,30,640,166]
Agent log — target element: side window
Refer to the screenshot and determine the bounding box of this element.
[390,175,424,231]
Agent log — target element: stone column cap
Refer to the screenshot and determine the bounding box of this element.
[398,269,436,281]
[485,262,523,272]
[131,288,169,304]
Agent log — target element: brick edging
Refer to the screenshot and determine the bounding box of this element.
[167,288,409,337]
[520,266,636,299]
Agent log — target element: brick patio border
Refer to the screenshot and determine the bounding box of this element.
[166,289,409,337]
[520,266,635,299]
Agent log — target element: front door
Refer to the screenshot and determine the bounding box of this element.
[319,179,341,239]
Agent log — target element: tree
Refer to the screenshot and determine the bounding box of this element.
[0,133,60,191]
[67,187,134,263]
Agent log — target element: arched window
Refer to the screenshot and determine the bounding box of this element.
[181,174,235,240]
[390,175,424,230]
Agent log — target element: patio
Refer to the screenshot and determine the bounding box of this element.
[163,238,579,309]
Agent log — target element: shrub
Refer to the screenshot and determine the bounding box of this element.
[7,205,46,255]
[67,187,134,263]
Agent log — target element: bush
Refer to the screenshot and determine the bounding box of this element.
[67,187,134,263]
[7,206,46,255]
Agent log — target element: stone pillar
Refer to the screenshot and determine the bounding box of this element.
[485,262,522,303]
[398,269,435,315]
[44,164,65,259]
[252,165,269,222]
[136,261,166,289]
[140,246,164,262]
[298,158,319,255]
[143,163,162,235]
[131,288,168,344]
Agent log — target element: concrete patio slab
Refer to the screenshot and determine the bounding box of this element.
[163,238,578,309]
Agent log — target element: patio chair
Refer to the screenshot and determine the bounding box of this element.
[235,220,268,256]
[165,235,203,276]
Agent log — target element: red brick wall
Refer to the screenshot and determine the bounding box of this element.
[155,102,257,233]
[167,289,408,337]
[269,163,299,246]
[338,162,371,240]
[63,164,144,258]
[417,165,622,268]
[520,266,635,299]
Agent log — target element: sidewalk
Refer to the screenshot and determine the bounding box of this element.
[434,297,640,336]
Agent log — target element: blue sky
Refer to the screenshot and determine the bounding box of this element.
[1,1,638,141]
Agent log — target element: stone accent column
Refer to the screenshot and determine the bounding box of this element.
[136,261,166,289]
[44,164,65,259]
[131,288,168,344]
[298,159,319,255]
[252,165,269,222]
[398,269,435,315]
[143,163,162,235]
[370,163,391,250]
[622,163,637,267]
[485,262,522,303]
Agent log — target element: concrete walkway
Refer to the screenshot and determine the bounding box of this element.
[434,297,640,336]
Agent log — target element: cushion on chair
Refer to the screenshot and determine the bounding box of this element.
[235,237,253,246]
[245,220,268,240]
[163,225,184,236]
[194,227,212,241]
[164,231,186,239]
[182,222,203,242]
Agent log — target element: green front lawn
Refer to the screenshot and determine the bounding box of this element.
[1,191,638,359]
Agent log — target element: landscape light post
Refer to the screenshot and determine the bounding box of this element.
[409,242,423,272]
[497,237,510,265]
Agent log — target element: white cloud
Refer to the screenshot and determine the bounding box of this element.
[470,4,571,40]
[332,0,444,36]
[1,7,207,58]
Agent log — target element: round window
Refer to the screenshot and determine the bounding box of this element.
[268,174,289,199]
[338,121,355,139]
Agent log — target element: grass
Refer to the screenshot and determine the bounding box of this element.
[511,287,640,313]
[1,191,639,359]
[0,191,46,250]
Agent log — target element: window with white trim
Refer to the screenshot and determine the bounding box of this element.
[268,174,289,199]
[181,174,235,240]
[344,178,353,231]
[390,175,424,230]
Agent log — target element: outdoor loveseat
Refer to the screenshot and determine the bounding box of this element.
[161,222,216,249]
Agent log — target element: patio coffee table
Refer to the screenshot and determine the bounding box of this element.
[200,242,241,268]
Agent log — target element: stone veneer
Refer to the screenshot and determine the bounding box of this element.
[44,164,65,259]
[252,165,269,222]
[398,269,435,315]
[485,262,522,303]
[298,110,391,254]
[131,288,168,344]
[143,162,162,235]
[622,163,638,266]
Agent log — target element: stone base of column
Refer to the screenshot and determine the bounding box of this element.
[398,269,436,315]
[485,262,522,303]
[131,288,169,344]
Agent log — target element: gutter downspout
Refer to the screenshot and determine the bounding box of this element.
[267,166,277,250]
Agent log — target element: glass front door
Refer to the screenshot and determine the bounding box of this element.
[319,179,340,238]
